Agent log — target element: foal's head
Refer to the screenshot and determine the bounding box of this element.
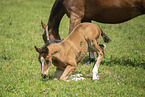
[35,46,52,78]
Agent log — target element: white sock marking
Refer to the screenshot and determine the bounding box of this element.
[92,64,98,80]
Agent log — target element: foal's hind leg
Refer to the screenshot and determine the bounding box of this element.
[92,43,105,80]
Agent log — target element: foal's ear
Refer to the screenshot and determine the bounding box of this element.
[41,20,46,29]
[34,46,41,53]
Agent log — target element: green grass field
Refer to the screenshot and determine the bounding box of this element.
[0,0,145,96]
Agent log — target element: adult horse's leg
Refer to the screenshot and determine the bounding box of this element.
[69,12,82,34]
[85,52,95,65]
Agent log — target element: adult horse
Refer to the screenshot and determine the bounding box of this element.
[42,0,145,64]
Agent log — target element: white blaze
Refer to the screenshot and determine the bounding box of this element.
[46,26,50,41]
[40,57,45,73]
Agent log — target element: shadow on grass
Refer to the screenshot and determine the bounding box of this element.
[102,56,145,69]
[81,56,145,69]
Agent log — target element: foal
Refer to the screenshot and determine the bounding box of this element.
[35,23,110,81]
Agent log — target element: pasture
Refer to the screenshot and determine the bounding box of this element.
[0,0,145,96]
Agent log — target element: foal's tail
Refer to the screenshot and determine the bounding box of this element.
[100,29,111,43]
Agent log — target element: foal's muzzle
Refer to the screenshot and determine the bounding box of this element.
[41,74,48,78]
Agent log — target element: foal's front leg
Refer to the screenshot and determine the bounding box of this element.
[60,65,76,81]
[52,68,64,80]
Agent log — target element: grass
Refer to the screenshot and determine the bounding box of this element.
[0,0,145,96]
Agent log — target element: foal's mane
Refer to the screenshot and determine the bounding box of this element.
[41,40,63,50]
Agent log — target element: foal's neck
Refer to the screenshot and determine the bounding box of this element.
[48,43,62,54]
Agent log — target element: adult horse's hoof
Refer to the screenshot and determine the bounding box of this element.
[85,59,95,65]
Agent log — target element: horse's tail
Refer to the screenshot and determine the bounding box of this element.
[100,29,111,43]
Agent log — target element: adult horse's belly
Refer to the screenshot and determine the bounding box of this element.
[84,0,142,23]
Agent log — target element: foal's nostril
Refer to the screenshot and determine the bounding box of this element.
[41,74,47,78]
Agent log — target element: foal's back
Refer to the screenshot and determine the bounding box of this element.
[65,23,101,42]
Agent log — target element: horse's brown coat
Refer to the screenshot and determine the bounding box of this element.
[41,0,144,64]
[43,0,145,42]
[35,23,109,81]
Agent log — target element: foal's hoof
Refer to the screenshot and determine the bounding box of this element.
[53,78,58,80]
[93,75,100,80]
[59,78,67,82]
